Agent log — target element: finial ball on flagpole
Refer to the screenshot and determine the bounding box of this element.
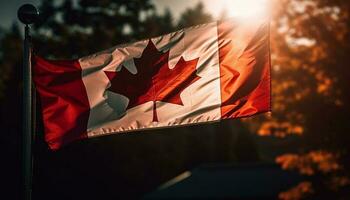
[17,4,39,25]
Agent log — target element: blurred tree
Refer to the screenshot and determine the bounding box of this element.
[241,0,350,198]
[0,24,22,100]
[142,8,176,38]
[34,0,155,58]
[177,2,213,28]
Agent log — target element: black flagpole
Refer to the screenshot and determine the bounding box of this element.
[17,4,39,200]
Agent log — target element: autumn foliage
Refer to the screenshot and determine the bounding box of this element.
[246,0,350,198]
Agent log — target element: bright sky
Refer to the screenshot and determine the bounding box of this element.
[155,0,269,19]
[0,0,269,29]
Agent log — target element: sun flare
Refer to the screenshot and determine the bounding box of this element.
[227,0,269,18]
[204,0,270,19]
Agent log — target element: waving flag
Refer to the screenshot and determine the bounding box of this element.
[34,18,271,150]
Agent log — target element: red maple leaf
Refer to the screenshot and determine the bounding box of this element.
[104,40,200,122]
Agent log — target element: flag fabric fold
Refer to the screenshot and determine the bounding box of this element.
[34,18,271,150]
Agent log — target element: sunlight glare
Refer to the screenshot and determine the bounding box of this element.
[222,0,269,19]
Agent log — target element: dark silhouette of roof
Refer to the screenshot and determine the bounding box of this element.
[144,163,304,199]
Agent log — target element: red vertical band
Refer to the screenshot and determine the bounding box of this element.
[217,20,271,119]
[33,56,90,150]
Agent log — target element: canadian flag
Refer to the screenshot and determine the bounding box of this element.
[34,18,271,150]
